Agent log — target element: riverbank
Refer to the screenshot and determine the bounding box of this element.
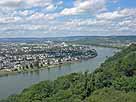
[0,63,69,77]
[0,55,96,77]
[89,44,124,49]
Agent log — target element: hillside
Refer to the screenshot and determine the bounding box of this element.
[1,44,136,102]
[67,36,136,48]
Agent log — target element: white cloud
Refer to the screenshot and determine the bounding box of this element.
[17,10,33,16]
[94,8,136,34]
[57,1,63,5]
[0,0,135,37]
[96,8,136,20]
[96,11,124,20]
[0,0,22,8]
[60,0,107,16]
[46,4,55,11]
[27,12,58,21]
[0,16,21,23]
[0,0,53,9]
[28,12,45,20]
[60,8,80,15]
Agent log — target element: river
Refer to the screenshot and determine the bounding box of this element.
[0,46,118,99]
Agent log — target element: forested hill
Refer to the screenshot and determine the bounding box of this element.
[1,44,136,102]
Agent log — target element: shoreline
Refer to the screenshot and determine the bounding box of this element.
[0,57,94,77]
[69,42,124,49]
[90,44,123,49]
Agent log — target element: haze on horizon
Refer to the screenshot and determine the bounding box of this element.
[0,0,136,38]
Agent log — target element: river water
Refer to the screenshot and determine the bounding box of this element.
[0,46,118,99]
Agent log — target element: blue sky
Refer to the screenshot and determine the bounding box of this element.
[0,0,135,37]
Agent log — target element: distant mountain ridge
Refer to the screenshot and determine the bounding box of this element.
[0,36,136,43]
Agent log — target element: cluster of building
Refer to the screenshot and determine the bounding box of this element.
[0,42,97,72]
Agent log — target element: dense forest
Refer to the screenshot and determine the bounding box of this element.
[1,44,136,102]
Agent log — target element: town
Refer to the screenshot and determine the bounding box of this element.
[0,41,97,72]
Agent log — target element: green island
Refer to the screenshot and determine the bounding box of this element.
[1,44,136,102]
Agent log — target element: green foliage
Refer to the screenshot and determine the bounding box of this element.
[87,88,136,102]
[1,44,136,102]
[112,76,136,92]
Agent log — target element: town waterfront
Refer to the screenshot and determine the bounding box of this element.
[0,46,118,99]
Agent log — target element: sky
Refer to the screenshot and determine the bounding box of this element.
[0,0,136,38]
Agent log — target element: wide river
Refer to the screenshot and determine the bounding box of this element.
[0,46,118,99]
